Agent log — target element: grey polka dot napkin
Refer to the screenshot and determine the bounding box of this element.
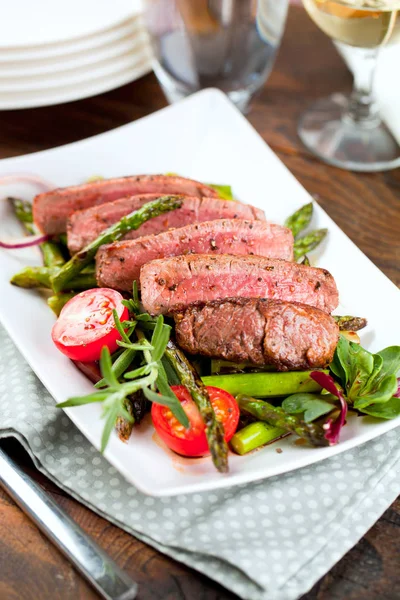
[1,323,399,600]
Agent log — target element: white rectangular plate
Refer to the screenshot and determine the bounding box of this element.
[0,89,399,496]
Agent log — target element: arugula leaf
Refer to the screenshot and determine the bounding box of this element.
[359,397,400,419]
[282,393,337,423]
[346,343,375,398]
[376,347,400,381]
[330,336,351,385]
[360,353,383,396]
[354,374,398,409]
[330,336,400,415]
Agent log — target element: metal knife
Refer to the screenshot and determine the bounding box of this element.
[0,447,138,600]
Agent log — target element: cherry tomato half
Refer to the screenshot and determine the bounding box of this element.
[151,385,240,457]
[51,288,128,362]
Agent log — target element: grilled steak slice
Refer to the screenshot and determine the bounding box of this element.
[140,254,339,315]
[33,174,219,235]
[68,194,266,254]
[96,219,293,290]
[174,298,339,370]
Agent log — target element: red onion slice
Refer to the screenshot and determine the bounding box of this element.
[1,174,54,248]
[0,233,49,249]
[0,173,55,192]
[311,371,348,445]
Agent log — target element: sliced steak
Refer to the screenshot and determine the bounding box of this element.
[33,174,219,235]
[68,194,266,254]
[174,298,339,370]
[96,219,293,290]
[140,254,339,315]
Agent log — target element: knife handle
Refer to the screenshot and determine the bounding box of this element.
[0,448,138,600]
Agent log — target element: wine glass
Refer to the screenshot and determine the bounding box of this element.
[299,0,400,172]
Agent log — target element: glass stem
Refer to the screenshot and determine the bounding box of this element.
[337,43,381,127]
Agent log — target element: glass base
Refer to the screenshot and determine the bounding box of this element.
[163,83,253,114]
[298,94,400,172]
[153,63,258,114]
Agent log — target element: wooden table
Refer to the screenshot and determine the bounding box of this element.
[0,6,399,600]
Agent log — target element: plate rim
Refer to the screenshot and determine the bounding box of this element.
[0,1,143,49]
[0,58,152,110]
[0,46,152,93]
[0,33,150,79]
[0,16,143,63]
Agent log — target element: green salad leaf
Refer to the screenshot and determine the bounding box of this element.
[360,397,400,420]
[330,336,400,417]
[282,393,338,423]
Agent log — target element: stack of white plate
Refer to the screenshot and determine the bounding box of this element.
[0,0,152,110]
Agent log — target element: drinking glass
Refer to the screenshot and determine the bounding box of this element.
[299,0,400,172]
[144,0,289,113]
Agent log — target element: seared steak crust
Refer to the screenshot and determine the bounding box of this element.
[68,194,266,254]
[174,298,339,370]
[140,254,339,315]
[33,174,219,234]
[96,219,293,290]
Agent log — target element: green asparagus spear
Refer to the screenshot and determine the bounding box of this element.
[230,421,287,455]
[115,389,149,440]
[207,184,234,200]
[201,371,326,398]
[128,389,149,424]
[237,394,330,447]
[211,359,276,375]
[41,242,66,268]
[51,195,183,293]
[285,202,313,238]
[293,229,328,261]
[11,266,96,290]
[8,196,66,268]
[165,339,229,473]
[333,315,367,332]
[47,293,75,316]
[58,233,68,247]
[116,397,135,442]
[8,197,33,224]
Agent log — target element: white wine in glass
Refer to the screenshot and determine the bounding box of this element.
[299,0,400,171]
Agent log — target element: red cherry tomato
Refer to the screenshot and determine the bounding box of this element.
[151,385,240,457]
[52,288,128,362]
